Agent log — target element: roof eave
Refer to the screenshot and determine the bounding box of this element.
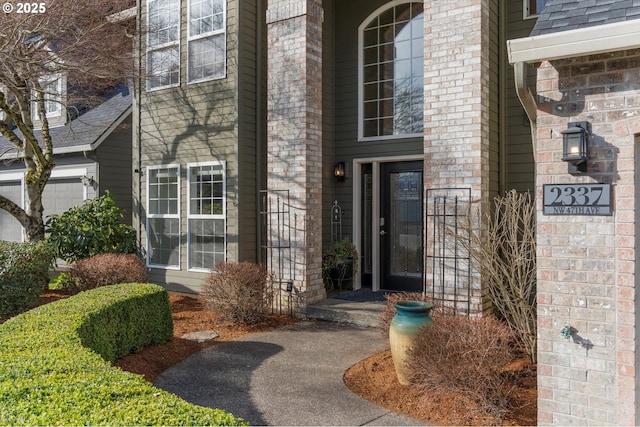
[508,19,640,64]
[0,106,132,160]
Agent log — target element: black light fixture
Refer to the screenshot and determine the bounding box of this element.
[561,121,590,174]
[80,175,94,187]
[334,161,345,181]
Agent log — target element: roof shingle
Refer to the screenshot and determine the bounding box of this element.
[0,85,131,158]
[531,0,640,36]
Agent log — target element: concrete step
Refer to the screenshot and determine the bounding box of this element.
[306,298,385,328]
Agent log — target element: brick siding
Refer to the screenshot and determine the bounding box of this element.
[423,0,491,314]
[536,49,640,426]
[266,0,325,310]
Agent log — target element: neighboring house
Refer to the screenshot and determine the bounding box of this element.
[0,85,133,241]
[508,0,640,425]
[135,0,544,305]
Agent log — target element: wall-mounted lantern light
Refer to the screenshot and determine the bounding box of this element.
[80,175,94,187]
[561,121,590,174]
[334,162,345,181]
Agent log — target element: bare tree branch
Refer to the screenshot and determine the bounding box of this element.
[0,0,135,241]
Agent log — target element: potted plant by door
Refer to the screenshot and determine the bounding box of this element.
[322,238,359,292]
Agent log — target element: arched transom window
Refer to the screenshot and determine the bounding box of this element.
[359,2,424,140]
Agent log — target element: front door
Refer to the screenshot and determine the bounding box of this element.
[380,161,423,291]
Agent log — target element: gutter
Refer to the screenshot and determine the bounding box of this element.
[507,19,640,64]
[507,18,640,161]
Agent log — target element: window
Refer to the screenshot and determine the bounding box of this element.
[525,0,547,18]
[33,74,63,119]
[147,165,180,268]
[187,162,225,270]
[0,85,6,122]
[188,0,226,82]
[359,2,424,140]
[147,0,180,90]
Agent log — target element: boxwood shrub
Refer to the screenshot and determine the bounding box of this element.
[0,240,54,321]
[0,283,247,426]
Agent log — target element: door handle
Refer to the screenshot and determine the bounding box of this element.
[380,230,387,236]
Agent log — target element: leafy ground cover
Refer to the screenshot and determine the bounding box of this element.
[40,290,536,425]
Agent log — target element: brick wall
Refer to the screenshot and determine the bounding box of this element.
[536,49,640,426]
[423,0,491,314]
[266,0,324,310]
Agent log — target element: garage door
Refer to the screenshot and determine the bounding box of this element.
[0,181,23,242]
[42,178,85,218]
[0,177,85,242]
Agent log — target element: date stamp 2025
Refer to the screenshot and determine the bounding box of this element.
[3,2,46,14]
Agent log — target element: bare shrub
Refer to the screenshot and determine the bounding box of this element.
[456,190,537,363]
[407,314,518,421]
[68,253,147,294]
[200,262,273,325]
[381,292,433,336]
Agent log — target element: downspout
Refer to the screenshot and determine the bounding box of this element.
[498,0,507,193]
[135,2,144,248]
[513,61,538,161]
[256,0,266,264]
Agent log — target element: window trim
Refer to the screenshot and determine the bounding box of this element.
[357,0,425,142]
[186,0,227,84]
[186,160,226,272]
[0,85,6,123]
[40,74,64,119]
[523,0,546,19]
[31,74,66,127]
[146,0,181,91]
[146,164,181,269]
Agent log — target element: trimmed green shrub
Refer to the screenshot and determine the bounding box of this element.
[46,192,137,264]
[48,271,79,291]
[0,283,247,426]
[200,261,273,325]
[0,240,54,321]
[63,253,147,294]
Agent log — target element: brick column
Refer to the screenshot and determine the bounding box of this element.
[266,0,324,310]
[423,0,491,314]
[536,52,640,426]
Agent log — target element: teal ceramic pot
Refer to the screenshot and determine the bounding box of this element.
[389,300,434,385]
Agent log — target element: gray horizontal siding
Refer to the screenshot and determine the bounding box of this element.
[95,119,133,224]
[504,0,536,193]
[136,0,246,291]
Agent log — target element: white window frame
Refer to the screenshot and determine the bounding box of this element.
[186,161,226,271]
[146,164,181,269]
[146,0,181,91]
[41,75,64,118]
[357,1,425,142]
[0,85,7,123]
[187,0,227,83]
[524,0,547,19]
[32,74,64,122]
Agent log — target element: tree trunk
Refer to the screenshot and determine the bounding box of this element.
[0,193,46,242]
[0,141,51,242]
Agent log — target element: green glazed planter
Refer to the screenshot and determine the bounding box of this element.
[389,300,434,385]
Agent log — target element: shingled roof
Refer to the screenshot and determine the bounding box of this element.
[531,0,640,36]
[0,85,132,160]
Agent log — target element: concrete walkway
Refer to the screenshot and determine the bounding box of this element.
[155,320,425,426]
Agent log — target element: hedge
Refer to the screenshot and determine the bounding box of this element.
[0,283,247,426]
[0,240,54,321]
